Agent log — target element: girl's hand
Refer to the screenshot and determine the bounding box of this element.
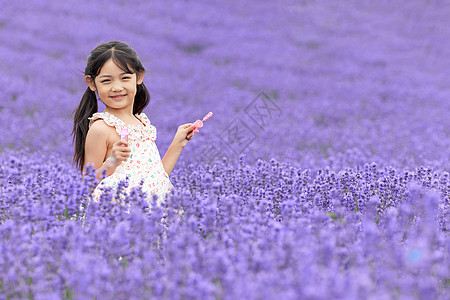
[173,123,195,149]
[110,139,131,166]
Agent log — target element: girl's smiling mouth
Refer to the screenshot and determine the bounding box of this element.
[110,94,126,100]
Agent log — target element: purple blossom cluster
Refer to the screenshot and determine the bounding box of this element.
[1,150,449,299]
[1,0,450,298]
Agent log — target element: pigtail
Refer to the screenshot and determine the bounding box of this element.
[72,88,98,173]
[133,82,150,115]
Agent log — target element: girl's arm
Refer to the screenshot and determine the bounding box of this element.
[161,123,195,176]
[161,143,183,176]
[87,157,119,182]
[83,121,130,182]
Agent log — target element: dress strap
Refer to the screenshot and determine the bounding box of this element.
[88,112,126,138]
[88,112,125,128]
[136,113,157,141]
[135,112,151,126]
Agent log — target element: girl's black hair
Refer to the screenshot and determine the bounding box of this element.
[71,41,150,174]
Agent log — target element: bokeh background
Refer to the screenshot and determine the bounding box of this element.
[2,1,450,299]
[2,0,450,170]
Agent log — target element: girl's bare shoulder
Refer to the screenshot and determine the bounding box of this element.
[87,119,118,144]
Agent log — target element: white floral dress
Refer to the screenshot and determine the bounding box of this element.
[88,111,174,203]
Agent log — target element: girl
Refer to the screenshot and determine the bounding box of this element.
[72,41,194,203]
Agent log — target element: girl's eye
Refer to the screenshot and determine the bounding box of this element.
[123,77,131,80]
[101,80,110,83]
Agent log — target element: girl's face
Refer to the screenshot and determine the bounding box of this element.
[86,58,144,113]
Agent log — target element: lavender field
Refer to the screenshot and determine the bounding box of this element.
[1,0,450,299]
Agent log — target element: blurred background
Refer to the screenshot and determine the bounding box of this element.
[1,0,450,170]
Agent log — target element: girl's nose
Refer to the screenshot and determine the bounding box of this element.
[112,84,123,92]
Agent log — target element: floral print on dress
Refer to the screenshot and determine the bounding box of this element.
[88,111,174,204]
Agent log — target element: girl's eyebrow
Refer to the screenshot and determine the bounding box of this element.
[98,72,130,78]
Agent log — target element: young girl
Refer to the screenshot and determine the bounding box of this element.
[72,41,195,203]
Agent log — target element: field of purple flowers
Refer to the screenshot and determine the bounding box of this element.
[1,0,450,299]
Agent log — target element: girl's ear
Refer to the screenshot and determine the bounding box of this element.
[85,75,97,91]
[137,72,145,85]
